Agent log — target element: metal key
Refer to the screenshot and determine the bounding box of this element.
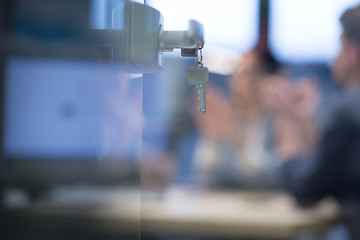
[188,61,208,113]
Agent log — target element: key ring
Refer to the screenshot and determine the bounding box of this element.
[195,48,203,64]
[195,48,203,67]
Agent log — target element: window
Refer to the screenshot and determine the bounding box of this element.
[270,0,360,63]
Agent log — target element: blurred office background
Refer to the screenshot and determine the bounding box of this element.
[141,0,359,190]
[0,0,359,240]
[141,0,359,240]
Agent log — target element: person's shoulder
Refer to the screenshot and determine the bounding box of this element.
[331,88,360,125]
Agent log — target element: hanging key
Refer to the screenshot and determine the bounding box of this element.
[188,54,208,113]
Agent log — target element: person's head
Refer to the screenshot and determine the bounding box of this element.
[230,49,280,114]
[334,5,360,87]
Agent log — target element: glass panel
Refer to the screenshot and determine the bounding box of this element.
[141,0,259,191]
[0,1,141,240]
[140,1,259,239]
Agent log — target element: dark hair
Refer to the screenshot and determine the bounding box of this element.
[259,49,280,75]
[252,46,280,75]
[340,5,360,43]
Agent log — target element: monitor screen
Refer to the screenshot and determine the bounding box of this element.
[3,56,143,161]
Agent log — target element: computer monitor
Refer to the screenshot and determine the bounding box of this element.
[1,56,142,195]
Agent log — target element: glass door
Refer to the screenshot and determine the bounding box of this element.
[0,1,142,239]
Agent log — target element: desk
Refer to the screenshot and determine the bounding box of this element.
[0,187,141,240]
[141,189,340,239]
[0,187,340,239]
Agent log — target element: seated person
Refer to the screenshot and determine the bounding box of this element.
[176,49,283,190]
[263,5,360,239]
